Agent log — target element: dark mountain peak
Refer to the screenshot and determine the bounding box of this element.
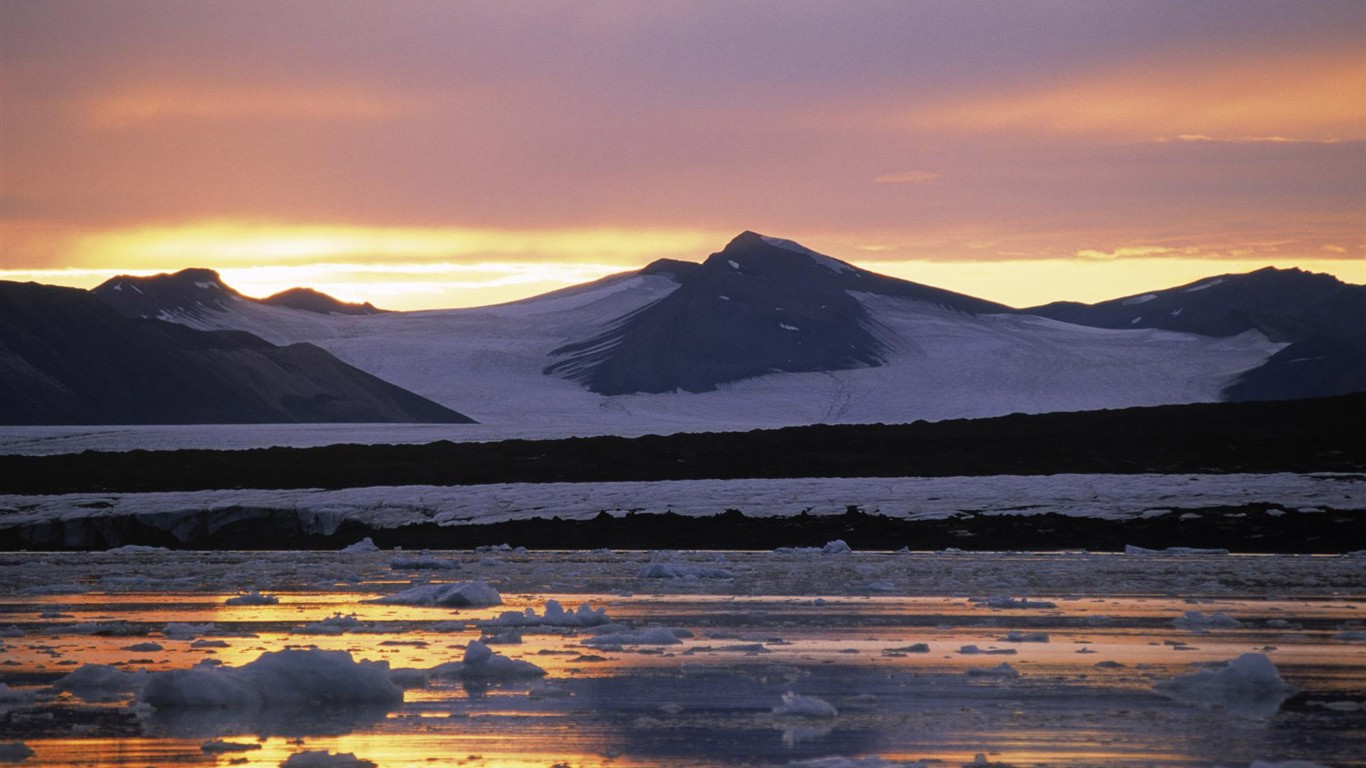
[705,231,861,278]
[261,287,386,315]
[1028,264,1366,347]
[93,268,242,319]
[546,233,1010,396]
[639,258,702,280]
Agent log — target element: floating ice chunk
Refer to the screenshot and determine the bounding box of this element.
[225,591,279,606]
[1248,761,1330,768]
[1335,630,1366,642]
[1173,611,1242,629]
[0,627,23,638]
[368,581,502,607]
[105,544,171,554]
[883,643,930,654]
[163,622,216,640]
[0,684,36,704]
[1153,653,1294,717]
[280,751,377,768]
[298,614,368,635]
[1000,631,1049,643]
[967,662,1020,677]
[489,599,610,627]
[0,742,34,762]
[958,645,1015,656]
[583,627,688,647]
[341,538,380,553]
[201,740,261,753]
[140,649,402,709]
[637,563,734,579]
[427,640,545,680]
[1125,545,1229,555]
[773,691,838,717]
[53,664,147,700]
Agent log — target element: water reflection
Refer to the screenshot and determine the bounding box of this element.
[1,550,1363,767]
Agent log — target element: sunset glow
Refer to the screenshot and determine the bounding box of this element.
[2,1,1362,309]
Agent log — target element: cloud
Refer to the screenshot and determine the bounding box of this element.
[872,171,940,184]
[86,85,420,129]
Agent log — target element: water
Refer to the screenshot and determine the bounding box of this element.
[1,549,1363,767]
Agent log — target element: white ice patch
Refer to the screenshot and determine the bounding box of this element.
[1173,611,1242,629]
[1184,278,1224,292]
[773,691,838,717]
[367,581,501,608]
[1122,294,1158,306]
[1153,652,1294,718]
[53,664,147,700]
[488,599,610,627]
[426,640,545,680]
[1127,545,1229,556]
[780,323,800,331]
[140,649,402,708]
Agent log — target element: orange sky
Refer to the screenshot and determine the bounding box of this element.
[2,1,1363,310]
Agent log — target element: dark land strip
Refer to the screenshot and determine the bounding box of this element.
[1,394,1364,495]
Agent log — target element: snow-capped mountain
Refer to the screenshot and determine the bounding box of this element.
[77,231,1341,433]
[1028,267,1366,401]
[0,281,473,425]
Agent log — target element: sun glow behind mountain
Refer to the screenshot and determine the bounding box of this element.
[2,3,1363,309]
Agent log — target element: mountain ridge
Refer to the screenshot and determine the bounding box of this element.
[0,280,474,425]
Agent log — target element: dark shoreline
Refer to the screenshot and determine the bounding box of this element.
[2,394,1363,495]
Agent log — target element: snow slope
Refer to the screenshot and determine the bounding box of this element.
[92,237,1283,433]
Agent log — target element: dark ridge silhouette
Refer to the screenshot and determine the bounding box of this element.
[0,280,474,425]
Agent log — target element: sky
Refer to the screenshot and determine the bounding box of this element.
[2,0,1364,310]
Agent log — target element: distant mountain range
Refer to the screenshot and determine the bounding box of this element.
[4,231,1363,427]
[0,281,471,425]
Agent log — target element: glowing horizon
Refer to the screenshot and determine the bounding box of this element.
[2,2,1362,311]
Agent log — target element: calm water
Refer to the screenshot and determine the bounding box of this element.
[1,549,1363,767]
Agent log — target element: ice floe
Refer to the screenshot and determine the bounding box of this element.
[0,742,34,762]
[487,599,610,627]
[426,640,545,680]
[1153,653,1294,717]
[225,591,279,606]
[140,649,403,708]
[279,751,376,768]
[772,691,838,717]
[367,580,501,607]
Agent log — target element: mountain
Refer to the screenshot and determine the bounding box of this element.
[0,281,474,425]
[94,269,386,318]
[261,287,386,315]
[1027,267,1366,401]
[546,231,1009,394]
[69,233,1302,432]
